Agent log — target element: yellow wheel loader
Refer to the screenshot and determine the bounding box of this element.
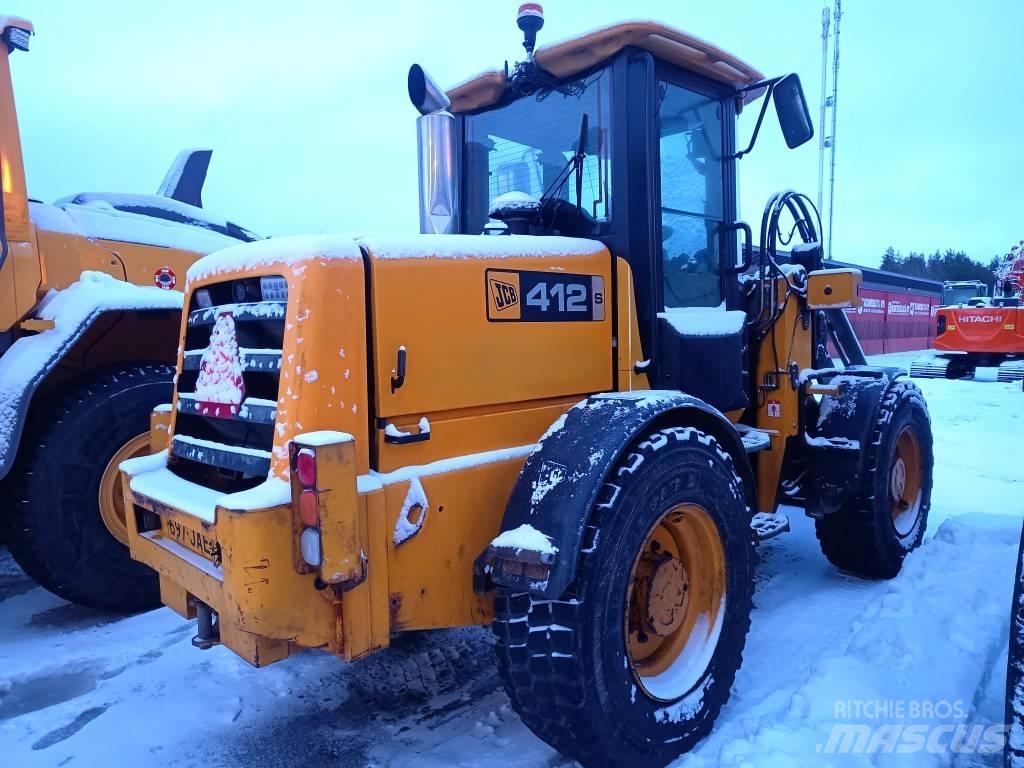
[0,15,260,612]
[120,8,934,766]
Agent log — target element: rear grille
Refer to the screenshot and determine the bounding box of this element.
[170,279,286,493]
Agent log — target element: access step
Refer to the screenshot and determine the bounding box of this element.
[751,512,790,542]
[736,426,772,453]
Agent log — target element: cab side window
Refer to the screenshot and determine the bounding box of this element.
[658,82,725,308]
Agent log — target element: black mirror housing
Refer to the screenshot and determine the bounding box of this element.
[773,73,814,149]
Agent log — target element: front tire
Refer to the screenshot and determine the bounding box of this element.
[3,363,173,612]
[815,379,933,579]
[494,427,754,768]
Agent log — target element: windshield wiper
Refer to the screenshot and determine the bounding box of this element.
[539,112,589,212]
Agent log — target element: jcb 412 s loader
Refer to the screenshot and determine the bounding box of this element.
[0,15,259,612]
[120,9,934,766]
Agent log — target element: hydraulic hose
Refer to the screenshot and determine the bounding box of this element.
[755,190,866,367]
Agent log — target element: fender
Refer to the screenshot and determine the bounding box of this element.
[0,272,182,481]
[486,390,755,599]
[804,366,905,517]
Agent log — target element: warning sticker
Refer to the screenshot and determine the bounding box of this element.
[766,400,781,418]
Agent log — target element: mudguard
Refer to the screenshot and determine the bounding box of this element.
[486,390,754,599]
[0,272,182,482]
[804,366,905,517]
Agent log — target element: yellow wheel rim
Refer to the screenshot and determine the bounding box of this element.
[625,503,727,700]
[890,426,923,536]
[98,432,151,546]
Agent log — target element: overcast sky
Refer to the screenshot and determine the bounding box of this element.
[6,0,1021,268]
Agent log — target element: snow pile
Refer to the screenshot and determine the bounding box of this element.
[658,308,746,337]
[490,523,558,556]
[360,234,606,261]
[294,430,355,447]
[186,235,362,285]
[0,272,183,469]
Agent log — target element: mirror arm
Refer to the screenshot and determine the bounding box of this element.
[730,78,781,160]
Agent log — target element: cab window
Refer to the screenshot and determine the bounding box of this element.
[463,69,613,235]
[658,81,725,308]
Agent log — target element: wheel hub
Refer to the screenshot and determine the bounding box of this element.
[891,457,907,502]
[633,548,689,638]
[890,425,924,536]
[625,503,727,700]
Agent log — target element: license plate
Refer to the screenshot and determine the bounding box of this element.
[163,517,221,564]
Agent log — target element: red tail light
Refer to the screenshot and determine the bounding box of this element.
[296,449,317,488]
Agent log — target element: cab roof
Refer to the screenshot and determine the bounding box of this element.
[447,20,764,114]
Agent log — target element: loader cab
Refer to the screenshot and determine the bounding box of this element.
[445,23,791,411]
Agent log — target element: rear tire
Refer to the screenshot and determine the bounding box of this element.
[2,363,173,612]
[815,380,933,579]
[494,427,754,768]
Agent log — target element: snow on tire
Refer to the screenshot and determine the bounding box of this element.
[494,426,754,768]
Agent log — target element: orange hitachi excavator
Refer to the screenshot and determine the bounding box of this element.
[911,241,1024,381]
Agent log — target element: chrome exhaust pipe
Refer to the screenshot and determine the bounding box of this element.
[410,64,460,235]
[408,64,450,115]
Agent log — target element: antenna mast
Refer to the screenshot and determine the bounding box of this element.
[825,0,842,259]
[817,7,831,219]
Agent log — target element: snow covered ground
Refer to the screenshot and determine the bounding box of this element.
[1,352,1022,767]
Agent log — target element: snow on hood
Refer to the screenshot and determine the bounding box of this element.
[188,233,607,286]
[359,234,606,261]
[32,199,238,254]
[186,235,364,285]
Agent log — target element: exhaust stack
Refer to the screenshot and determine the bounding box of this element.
[409,64,460,235]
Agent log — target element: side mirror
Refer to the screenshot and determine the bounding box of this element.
[773,74,814,149]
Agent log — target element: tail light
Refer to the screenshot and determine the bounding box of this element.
[292,447,322,568]
[298,490,320,527]
[296,449,317,487]
[299,528,322,566]
[289,433,365,587]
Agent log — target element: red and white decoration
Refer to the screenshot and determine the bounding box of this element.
[195,312,245,418]
[154,266,176,290]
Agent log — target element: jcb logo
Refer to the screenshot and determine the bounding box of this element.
[490,279,519,311]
